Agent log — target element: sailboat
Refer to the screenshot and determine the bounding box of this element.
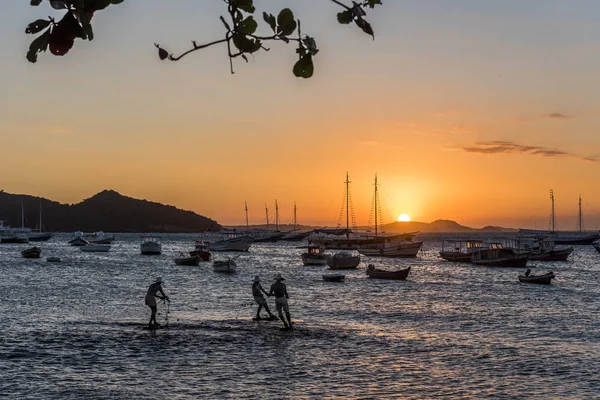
[280,202,311,241]
[29,199,54,242]
[1,198,30,243]
[519,191,600,245]
[243,201,285,242]
[356,175,423,257]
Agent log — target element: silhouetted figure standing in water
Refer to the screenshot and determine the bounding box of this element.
[253,276,275,320]
[145,277,169,328]
[269,273,292,329]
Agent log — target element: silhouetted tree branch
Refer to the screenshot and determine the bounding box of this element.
[25,0,382,78]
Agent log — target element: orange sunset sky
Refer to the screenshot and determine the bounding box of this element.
[1,1,600,229]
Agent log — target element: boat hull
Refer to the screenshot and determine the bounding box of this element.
[439,252,473,262]
[210,236,253,252]
[80,244,111,252]
[527,247,573,261]
[68,237,89,246]
[22,247,42,258]
[1,235,29,244]
[213,260,236,273]
[174,256,200,266]
[358,242,423,258]
[366,266,411,280]
[301,254,328,266]
[471,256,528,268]
[518,273,554,285]
[28,233,54,242]
[141,242,162,255]
[327,253,360,269]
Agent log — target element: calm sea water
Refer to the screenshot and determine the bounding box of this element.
[1,233,599,399]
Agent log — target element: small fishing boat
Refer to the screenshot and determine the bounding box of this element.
[301,245,328,266]
[213,259,237,273]
[85,231,116,244]
[80,244,111,252]
[22,246,42,258]
[140,236,162,255]
[46,257,61,262]
[323,273,345,282]
[327,251,360,269]
[174,253,201,266]
[518,269,555,285]
[68,232,89,246]
[366,264,411,280]
[189,240,212,261]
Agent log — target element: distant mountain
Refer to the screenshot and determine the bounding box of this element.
[0,190,221,233]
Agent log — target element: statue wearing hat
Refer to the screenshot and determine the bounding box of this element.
[145,277,169,328]
[252,276,276,321]
[268,273,293,329]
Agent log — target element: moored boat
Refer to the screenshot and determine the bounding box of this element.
[140,236,162,255]
[1,233,30,244]
[80,244,111,252]
[22,246,42,258]
[174,253,200,266]
[366,264,411,280]
[189,240,212,261]
[470,243,528,267]
[301,245,328,266]
[323,273,345,282]
[517,237,573,261]
[86,231,116,244]
[327,251,360,269]
[213,259,237,273]
[210,231,253,252]
[439,239,486,262]
[518,269,555,285]
[68,232,89,246]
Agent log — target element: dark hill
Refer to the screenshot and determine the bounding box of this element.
[0,189,221,233]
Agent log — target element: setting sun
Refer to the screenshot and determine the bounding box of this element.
[398,213,411,222]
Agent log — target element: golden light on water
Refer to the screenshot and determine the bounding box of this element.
[398,213,411,222]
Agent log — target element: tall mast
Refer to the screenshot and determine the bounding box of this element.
[275,200,279,231]
[265,204,269,230]
[39,199,42,232]
[293,201,297,232]
[549,189,555,232]
[345,172,350,234]
[374,174,378,236]
[21,197,24,229]
[245,201,249,230]
[578,194,583,233]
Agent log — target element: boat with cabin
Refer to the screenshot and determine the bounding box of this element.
[140,236,162,255]
[213,258,237,273]
[174,253,201,266]
[439,239,486,262]
[85,231,116,244]
[301,245,329,266]
[470,242,528,267]
[210,230,254,252]
[189,240,212,261]
[516,237,573,261]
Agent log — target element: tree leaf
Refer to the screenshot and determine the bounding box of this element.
[337,10,353,24]
[277,8,296,36]
[232,0,255,14]
[49,0,68,9]
[355,18,374,39]
[25,19,51,34]
[26,30,50,63]
[232,33,261,54]
[263,12,276,33]
[30,0,43,6]
[367,0,382,8]
[238,16,257,35]
[293,54,313,78]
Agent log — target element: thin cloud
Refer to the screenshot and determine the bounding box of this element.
[461,141,597,162]
[544,113,573,119]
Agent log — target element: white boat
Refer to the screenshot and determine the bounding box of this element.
[80,244,111,252]
[327,251,360,269]
[301,245,329,266]
[141,236,162,255]
[210,231,253,252]
[356,175,423,258]
[213,259,237,273]
[85,231,116,244]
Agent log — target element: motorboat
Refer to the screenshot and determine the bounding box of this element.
[301,245,328,266]
[366,264,411,280]
[210,231,253,252]
[22,246,42,258]
[174,253,200,266]
[68,232,89,246]
[323,273,345,282]
[85,231,116,244]
[327,251,360,269]
[516,237,573,261]
[140,236,162,255]
[80,244,111,252]
[213,259,237,273]
[189,240,212,261]
[470,243,528,267]
[518,269,555,285]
